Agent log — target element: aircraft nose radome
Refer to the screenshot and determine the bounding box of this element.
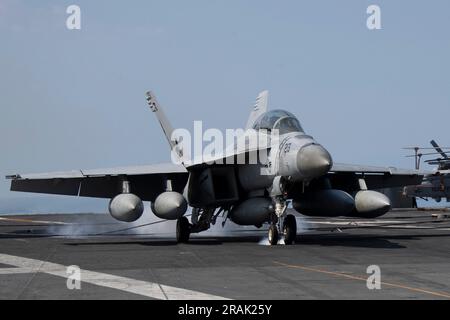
[297,144,333,179]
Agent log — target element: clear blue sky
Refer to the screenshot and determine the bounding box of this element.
[1,0,449,212]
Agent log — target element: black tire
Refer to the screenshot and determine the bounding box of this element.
[268,224,279,246]
[283,214,297,245]
[176,217,191,243]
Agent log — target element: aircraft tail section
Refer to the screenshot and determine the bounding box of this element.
[146,91,187,164]
[245,90,269,129]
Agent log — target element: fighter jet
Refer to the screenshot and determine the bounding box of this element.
[6,91,423,245]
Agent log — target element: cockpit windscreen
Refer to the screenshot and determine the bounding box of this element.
[252,110,304,135]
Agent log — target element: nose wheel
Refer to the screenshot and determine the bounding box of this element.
[268,224,279,245]
[267,214,297,245]
[283,214,297,245]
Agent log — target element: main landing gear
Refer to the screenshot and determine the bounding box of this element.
[176,216,191,243]
[283,214,297,245]
[176,208,218,244]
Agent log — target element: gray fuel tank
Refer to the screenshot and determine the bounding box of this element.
[348,190,391,218]
[151,191,188,220]
[229,197,274,226]
[109,193,144,222]
[293,189,355,217]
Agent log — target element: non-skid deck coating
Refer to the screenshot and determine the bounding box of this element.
[0,209,449,300]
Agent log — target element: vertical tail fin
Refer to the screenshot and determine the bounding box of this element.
[146,91,188,164]
[245,90,269,129]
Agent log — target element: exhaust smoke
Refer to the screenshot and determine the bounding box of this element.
[43,206,308,243]
[45,207,176,238]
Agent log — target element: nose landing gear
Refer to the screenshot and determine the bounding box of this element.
[267,195,297,246]
[282,214,297,245]
[267,214,297,246]
[268,224,279,245]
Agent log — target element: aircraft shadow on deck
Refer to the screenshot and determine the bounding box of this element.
[2,225,450,250]
[40,233,450,249]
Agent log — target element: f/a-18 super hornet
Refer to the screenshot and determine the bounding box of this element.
[404,140,450,202]
[6,91,423,245]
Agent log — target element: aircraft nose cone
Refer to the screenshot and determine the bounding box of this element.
[297,144,333,179]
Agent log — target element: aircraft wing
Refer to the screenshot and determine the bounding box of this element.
[6,163,188,201]
[328,163,426,191]
[330,163,424,175]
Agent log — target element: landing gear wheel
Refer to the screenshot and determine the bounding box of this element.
[268,224,279,246]
[283,214,297,245]
[176,217,191,243]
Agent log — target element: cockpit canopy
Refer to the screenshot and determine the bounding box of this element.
[252,110,304,135]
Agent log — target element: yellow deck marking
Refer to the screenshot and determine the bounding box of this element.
[274,261,450,299]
